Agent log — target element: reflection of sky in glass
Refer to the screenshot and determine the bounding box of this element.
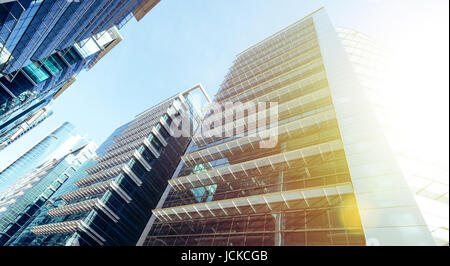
[0,123,79,195]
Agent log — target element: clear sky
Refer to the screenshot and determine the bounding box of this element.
[0,0,448,171]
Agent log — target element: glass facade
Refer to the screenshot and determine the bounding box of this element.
[139,8,437,246]
[0,122,80,195]
[23,63,51,84]
[17,88,209,246]
[0,104,53,150]
[0,0,160,151]
[0,142,97,246]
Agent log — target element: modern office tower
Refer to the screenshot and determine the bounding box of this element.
[0,104,53,150]
[139,8,438,246]
[4,159,98,246]
[0,141,97,245]
[23,86,209,246]
[0,122,84,194]
[0,0,161,151]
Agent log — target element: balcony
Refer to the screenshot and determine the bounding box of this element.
[183,109,336,167]
[170,139,344,192]
[194,88,332,147]
[153,182,354,222]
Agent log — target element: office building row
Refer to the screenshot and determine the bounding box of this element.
[1,85,210,246]
[0,8,447,246]
[0,122,97,245]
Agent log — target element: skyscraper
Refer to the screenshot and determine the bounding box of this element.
[0,141,97,245]
[22,85,210,246]
[0,122,83,194]
[139,8,439,246]
[0,103,53,150]
[0,0,160,151]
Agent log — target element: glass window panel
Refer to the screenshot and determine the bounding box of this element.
[43,54,64,74]
[228,234,245,246]
[307,231,331,246]
[306,210,329,229]
[231,217,248,233]
[284,232,306,246]
[23,63,50,83]
[245,233,263,246]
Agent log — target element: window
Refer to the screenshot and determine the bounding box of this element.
[43,54,64,74]
[23,63,50,83]
[62,47,82,65]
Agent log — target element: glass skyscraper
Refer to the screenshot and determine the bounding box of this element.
[19,86,210,246]
[0,122,82,195]
[0,0,161,151]
[0,141,97,245]
[139,8,442,246]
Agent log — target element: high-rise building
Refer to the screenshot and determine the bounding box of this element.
[0,141,97,245]
[0,104,53,150]
[0,122,84,194]
[0,0,161,151]
[22,85,210,246]
[139,8,441,246]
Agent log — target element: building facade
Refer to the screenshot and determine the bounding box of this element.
[19,86,209,246]
[139,8,438,246]
[0,122,83,194]
[0,141,97,245]
[0,0,160,151]
[0,104,53,151]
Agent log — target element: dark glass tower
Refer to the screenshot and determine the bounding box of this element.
[0,0,160,151]
[0,141,97,245]
[0,122,79,194]
[23,86,209,246]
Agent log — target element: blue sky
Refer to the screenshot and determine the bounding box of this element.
[0,0,448,170]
